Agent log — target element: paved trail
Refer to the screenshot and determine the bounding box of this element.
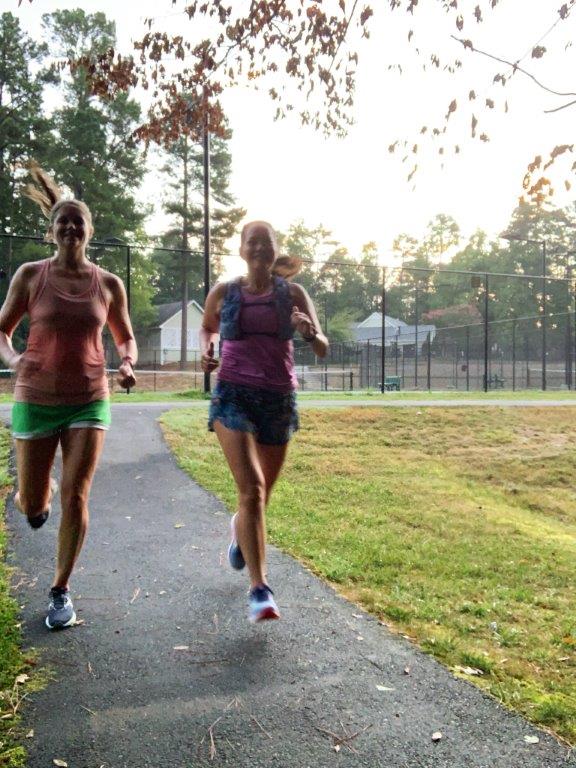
[4,405,574,767]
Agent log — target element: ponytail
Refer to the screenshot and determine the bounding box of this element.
[24,160,62,218]
[271,255,302,280]
[23,160,93,239]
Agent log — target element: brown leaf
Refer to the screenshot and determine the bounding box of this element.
[531,45,546,59]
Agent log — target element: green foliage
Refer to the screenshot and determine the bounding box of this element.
[0,13,54,240]
[154,128,245,305]
[40,9,146,241]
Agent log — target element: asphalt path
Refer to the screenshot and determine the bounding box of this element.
[3,404,575,767]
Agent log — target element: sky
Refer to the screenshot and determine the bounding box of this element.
[9,0,576,263]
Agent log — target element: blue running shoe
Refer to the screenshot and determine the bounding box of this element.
[45,587,76,630]
[228,513,245,571]
[249,584,280,623]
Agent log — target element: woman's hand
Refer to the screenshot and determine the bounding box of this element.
[291,305,317,340]
[117,359,136,389]
[201,342,219,373]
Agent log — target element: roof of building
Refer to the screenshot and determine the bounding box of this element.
[153,300,204,327]
[356,312,409,330]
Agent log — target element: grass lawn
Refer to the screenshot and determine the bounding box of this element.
[0,389,575,405]
[161,405,576,745]
[0,426,28,768]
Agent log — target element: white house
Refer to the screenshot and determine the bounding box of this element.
[354,312,436,352]
[138,300,204,365]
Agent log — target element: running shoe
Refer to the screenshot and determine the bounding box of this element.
[22,478,58,530]
[248,584,280,623]
[28,512,49,529]
[228,513,246,570]
[45,587,76,630]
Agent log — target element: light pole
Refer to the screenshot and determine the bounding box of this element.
[565,250,576,390]
[502,234,547,391]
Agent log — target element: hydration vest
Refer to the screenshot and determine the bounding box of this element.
[219,276,294,341]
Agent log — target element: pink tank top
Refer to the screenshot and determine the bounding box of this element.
[14,259,110,405]
[218,288,297,392]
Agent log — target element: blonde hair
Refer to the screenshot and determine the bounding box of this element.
[24,161,93,239]
[241,220,302,280]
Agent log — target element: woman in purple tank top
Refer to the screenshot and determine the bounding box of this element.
[0,163,137,630]
[201,221,328,623]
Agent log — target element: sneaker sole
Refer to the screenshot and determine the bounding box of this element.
[45,611,76,630]
[249,606,281,623]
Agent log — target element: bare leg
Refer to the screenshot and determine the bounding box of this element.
[54,428,106,589]
[255,442,289,507]
[213,422,268,588]
[14,435,60,521]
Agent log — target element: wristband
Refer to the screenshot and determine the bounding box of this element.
[302,331,317,343]
[121,356,134,367]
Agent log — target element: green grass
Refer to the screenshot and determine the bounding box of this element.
[0,426,28,768]
[0,388,575,405]
[160,405,576,745]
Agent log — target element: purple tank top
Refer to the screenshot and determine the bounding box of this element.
[218,288,297,392]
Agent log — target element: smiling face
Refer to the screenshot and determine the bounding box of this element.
[240,221,278,274]
[49,202,93,251]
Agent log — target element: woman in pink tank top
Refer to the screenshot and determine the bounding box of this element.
[200,221,328,623]
[0,163,137,630]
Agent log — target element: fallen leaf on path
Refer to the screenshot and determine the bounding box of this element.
[432,731,443,742]
[334,744,341,752]
[53,760,68,767]
[524,735,539,744]
[173,645,189,651]
[15,674,29,684]
[26,729,34,738]
[174,523,185,529]
[403,667,411,675]
[376,685,395,692]
[159,590,167,595]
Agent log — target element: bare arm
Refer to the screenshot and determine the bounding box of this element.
[104,272,138,388]
[0,264,34,370]
[289,283,329,358]
[200,282,227,372]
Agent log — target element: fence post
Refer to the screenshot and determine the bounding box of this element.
[380,267,386,393]
[126,245,131,314]
[483,273,489,392]
[542,241,547,391]
[512,319,516,392]
[465,325,470,391]
[566,266,573,390]
[427,332,431,390]
[574,276,576,391]
[367,341,370,389]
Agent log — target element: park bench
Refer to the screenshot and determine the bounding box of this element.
[487,374,505,389]
[384,375,401,391]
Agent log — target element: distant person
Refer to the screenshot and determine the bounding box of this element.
[200,220,328,622]
[0,163,137,629]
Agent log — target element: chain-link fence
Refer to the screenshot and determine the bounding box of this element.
[1,232,575,393]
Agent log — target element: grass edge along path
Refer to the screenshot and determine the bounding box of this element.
[0,426,29,768]
[160,405,576,747]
